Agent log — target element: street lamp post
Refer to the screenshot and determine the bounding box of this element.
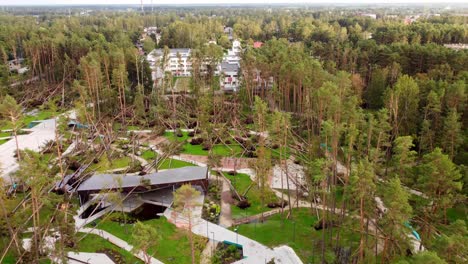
[234,227,239,244]
[293,221,296,242]
[211,231,215,256]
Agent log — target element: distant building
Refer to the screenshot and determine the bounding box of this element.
[144,26,158,35]
[444,43,468,51]
[360,13,377,19]
[224,26,234,40]
[142,26,161,44]
[8,58,29,74]
[147,39,243,92]
[253,41,263,49]
[147,48,192,78]
[404,15,420,25]
[218,39,242,92]
[219,62,240,92]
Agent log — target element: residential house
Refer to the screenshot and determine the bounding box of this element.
[8,58,29,74]
[224,26,234,40]
[218,39,242,92]
[219,62,240,92]
[253,41,263,49]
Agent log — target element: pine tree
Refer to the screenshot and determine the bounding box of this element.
[381,178,412,262]
[174,184,201,264]
[349,159,376,262]
[391,136,417,185]
[0,95,23,161]
[417,148,462,223]
[131,221,159,264]
[441,108,462,160]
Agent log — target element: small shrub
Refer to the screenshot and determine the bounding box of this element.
[234,137,245,144]
[245,151,256,158]
[202,142,212,150]
[190,137,204,145]
[187,121,197,129]
[237,199,251,209]
[267,203,277,208]
[175,129,183,137]
[244,116,253,124]
[153,126,166,136]
[68,159,81,171]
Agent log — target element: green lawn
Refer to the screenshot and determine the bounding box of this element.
[0,138,9,145]
[0,131,11,137]
[269,146,291,159]
[223,172,279,219]
[164,131,190,142]
[89,156,133,172]
[141,150,197,169]
[96,217,206,264]
[76,233,142,264]
[141,150,157,160]
[0,109,56,130]
[164,131,244,157]
[158,158,196,169]
[232,208,360,263]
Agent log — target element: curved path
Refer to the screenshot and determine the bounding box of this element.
[79,227,164,264]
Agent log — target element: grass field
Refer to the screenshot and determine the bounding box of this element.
[89,156,133,172]
[232,208,360,263]
[76,233,143,264]
[164,131,244,157]
[158,158,196,169]
[0,131,11,137]
[0,110,57,131]
[96,217,206,264]
[141,150,197,169]
[223,172,279,219]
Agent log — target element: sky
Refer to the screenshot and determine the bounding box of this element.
[0,0,466,5]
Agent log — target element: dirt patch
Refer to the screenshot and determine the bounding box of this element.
[221,190,235,204]
[179,154,208,163]
[140,135,168,146]
[220,157,254,170]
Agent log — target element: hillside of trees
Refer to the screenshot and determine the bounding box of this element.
[0,6,466,264]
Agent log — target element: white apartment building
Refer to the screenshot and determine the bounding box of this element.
[147,48,192,79]
[219,61,240,92]
[218,39,241,92]
[147,39,243,91]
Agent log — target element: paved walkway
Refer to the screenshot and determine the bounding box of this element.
[68,252,114,264]
[0,119,57,183]
[217,174,233,228]
[165,206,303,264]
